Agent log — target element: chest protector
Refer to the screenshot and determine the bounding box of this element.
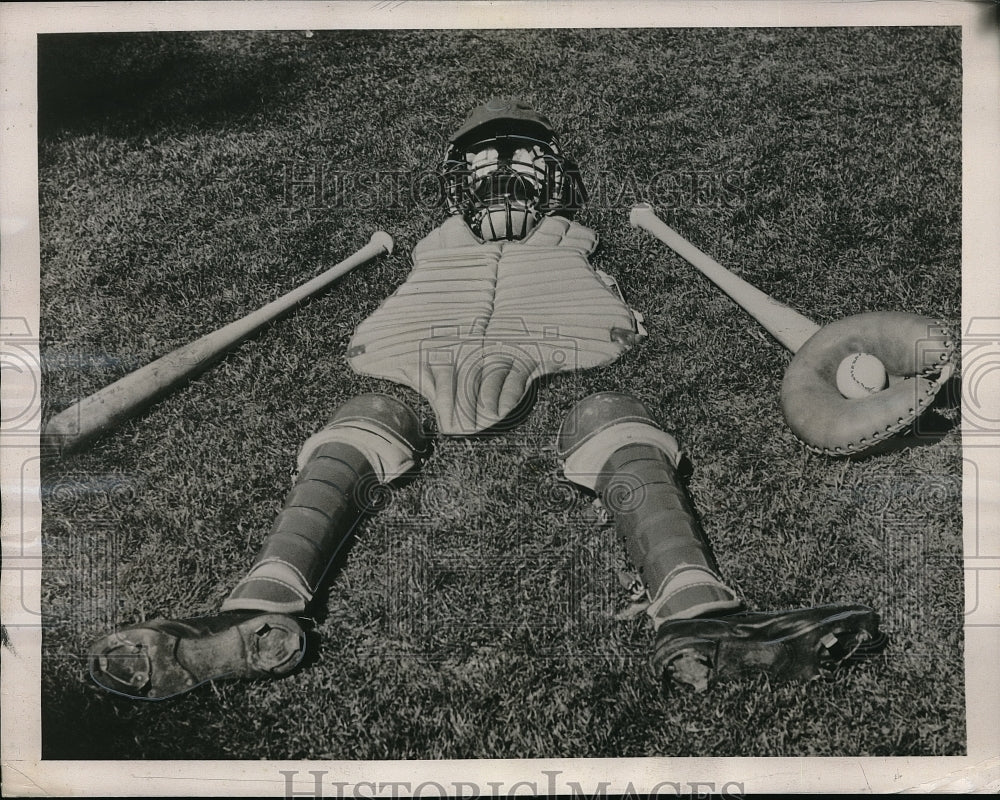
[347,216,643,434]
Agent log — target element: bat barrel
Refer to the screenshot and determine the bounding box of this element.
[629,203,819,353]
[42,232,393,455]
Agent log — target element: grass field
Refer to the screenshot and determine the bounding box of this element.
[37,27,964,759]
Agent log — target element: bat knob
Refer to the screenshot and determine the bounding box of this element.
[370,231,394,255]
[629,202,654,228]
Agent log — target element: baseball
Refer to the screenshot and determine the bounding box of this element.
[836,352,888,398]
[470,147,498,180]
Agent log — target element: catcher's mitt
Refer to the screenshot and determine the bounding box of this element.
[780,312,955,456]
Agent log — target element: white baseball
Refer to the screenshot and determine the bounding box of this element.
[836,352,888,398]
[511,146,544,179]
[470,147,498,180]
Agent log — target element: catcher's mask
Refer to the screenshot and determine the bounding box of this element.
[440,98,586,241]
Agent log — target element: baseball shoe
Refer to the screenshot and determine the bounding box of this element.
[652,604,886,692]
[88,611,307,700]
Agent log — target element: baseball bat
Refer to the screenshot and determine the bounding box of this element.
[629,203,820,353]
[43,231,394,454]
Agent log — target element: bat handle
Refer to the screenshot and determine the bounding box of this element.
[629,203,819,354]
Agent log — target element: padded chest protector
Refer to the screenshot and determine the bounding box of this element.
[347,216,642,435]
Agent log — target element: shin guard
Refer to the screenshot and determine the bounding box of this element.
[557,392,741,626]
[222,394,427,614]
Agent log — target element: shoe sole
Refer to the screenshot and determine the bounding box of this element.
[654,605,885,691]
[89,613,306,700]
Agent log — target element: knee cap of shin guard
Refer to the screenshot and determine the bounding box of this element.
[328,394,428,455]
[557,392,660,458]
[557,393,680,492]
[298,394,428,482]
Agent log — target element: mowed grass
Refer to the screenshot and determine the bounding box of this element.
[37,28,963,759]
